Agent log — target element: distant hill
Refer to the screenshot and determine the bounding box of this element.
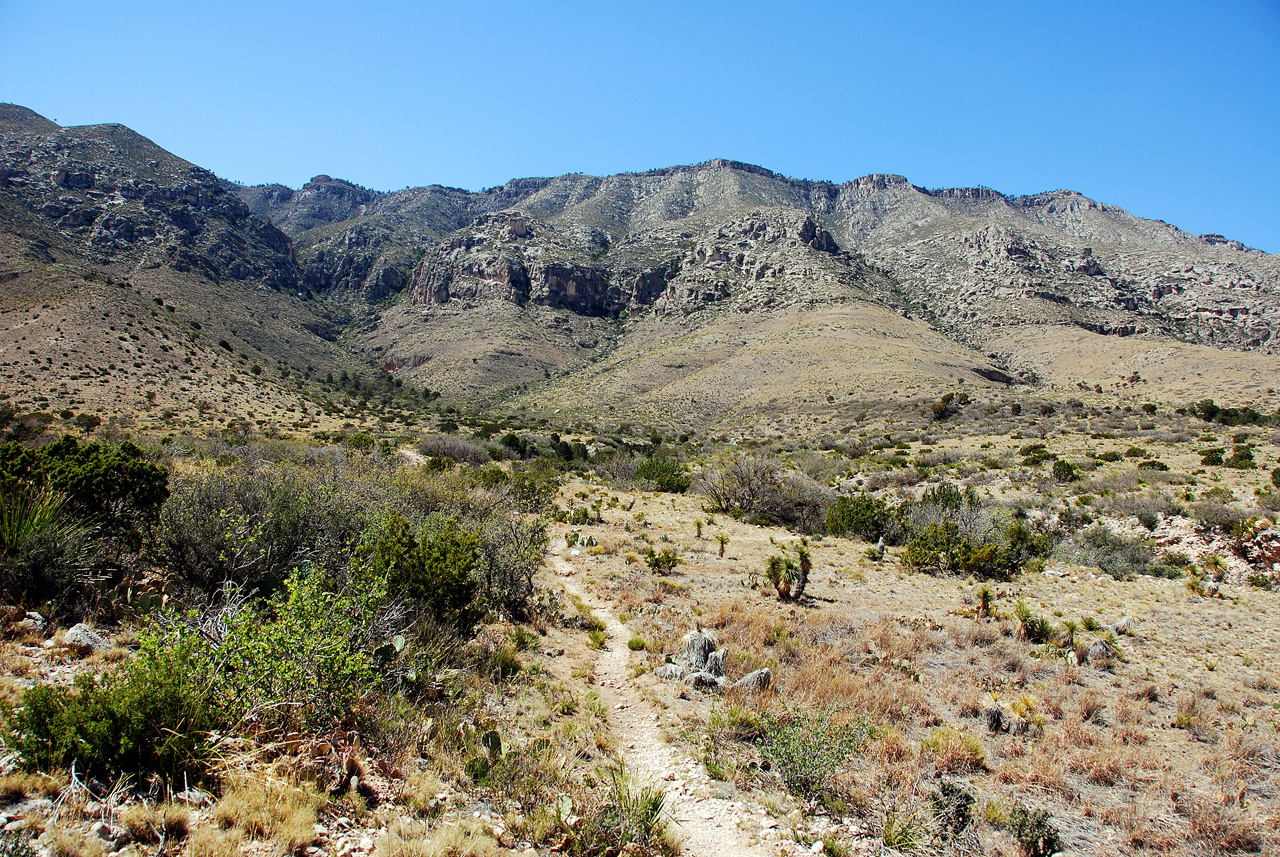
[3,103,1277,438]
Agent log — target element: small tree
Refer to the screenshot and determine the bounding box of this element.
[716,533,729,558]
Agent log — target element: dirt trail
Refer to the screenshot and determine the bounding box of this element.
[549,544,786,857]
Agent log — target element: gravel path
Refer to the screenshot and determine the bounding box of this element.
[550,545,786,857]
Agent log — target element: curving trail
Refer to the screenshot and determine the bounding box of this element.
[549,544,784,857]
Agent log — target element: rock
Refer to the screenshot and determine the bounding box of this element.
[811,840,826,853]
[705,648,727,677]
[1109,615,1134,635]
[683,629,718,672]
[15,612,46,635]
[175,788,212,807]
[653,663,687,681]
[731,668,772,692]
[63,623,110,654]
[684,671,724,692]
[89,821,129,848]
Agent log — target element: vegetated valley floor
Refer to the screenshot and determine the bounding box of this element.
[5,416,1279,856]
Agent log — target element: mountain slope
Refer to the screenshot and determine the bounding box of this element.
[0,106,373,431]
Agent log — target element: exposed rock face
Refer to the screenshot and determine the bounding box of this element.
[0,112,301,293]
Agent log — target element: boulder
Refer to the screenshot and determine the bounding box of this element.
[683,629,717,672]
[684,671,725,692]
[652,664,687,681]
[731,668,772,693]
[705,648,727,678]
[64,623,110,654]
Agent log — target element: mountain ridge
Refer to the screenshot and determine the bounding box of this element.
[3,102,1279,437]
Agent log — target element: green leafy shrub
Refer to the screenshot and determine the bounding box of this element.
[1051,459,1076,482]
[1007,805,1060,857]
[758,709,874,800]
[0,435,169,552]
[825,494,894,541]
[7,637,214,784]
[635,457,691,493]
[643,547,682,574]
[362,512,484,634]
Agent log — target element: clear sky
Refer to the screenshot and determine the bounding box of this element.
[2,1,1278,251]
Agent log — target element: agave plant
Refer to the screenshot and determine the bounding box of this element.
[0,487,97,609]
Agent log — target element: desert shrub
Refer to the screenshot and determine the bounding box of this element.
[159,461,378,594]
[643,547,682,574]
[635,456,690,493]
[151,564,391,736]
[1051,459,1076,482]
[362,512,484,633]
[697,454,833,532]
[1192,500,1252,533]
[1006,805,1060,857]
[1064,525,1155,579]
[825,493,898,542]
[0,487,97,610]
[0,435,169,553]
[757,708,875,800]
[418,434,491,464]
[1272,466,1280,489]
[7,636,215,783]
[903,517,1047,579]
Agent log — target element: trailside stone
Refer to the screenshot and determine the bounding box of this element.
[683,630,717,672]
[731,668,772,692]
[64,623,110,654]
[705,648,727,677]
[652,664,687,681]
[684,671,723,692]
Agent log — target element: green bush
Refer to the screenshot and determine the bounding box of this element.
[1051,459,1076,482]
[0,435,169,552]
[7,637,214,784]
[825,494,893,541]
[643,547,682,574]
[758,708,874,801]
[363,513,484,633]
[635,457,691,493]
[1007,805,1060,857]
[1272,467,1280,489]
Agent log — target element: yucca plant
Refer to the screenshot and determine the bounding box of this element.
[0,487,96,609]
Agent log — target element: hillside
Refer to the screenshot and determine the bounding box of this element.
[3,103,1279,440]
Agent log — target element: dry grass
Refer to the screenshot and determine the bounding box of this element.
[213,773,320,852]
[186,826,246,857]
[41,829,105,857]
[0,772,62,803]
[118,801,191,842]
[374,818,501,857]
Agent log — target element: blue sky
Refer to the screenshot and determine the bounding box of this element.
[3,1,1278,251]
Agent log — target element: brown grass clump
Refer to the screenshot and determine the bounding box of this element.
[919,727,986,773]
[213,774,320,852]
[375,819,501,857]
[118,802,191,842]
[1183,795,1267,853]
[400,767,446,816]
[0,772,62,803]
[41,830,105,857]
[186,826,245,857]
